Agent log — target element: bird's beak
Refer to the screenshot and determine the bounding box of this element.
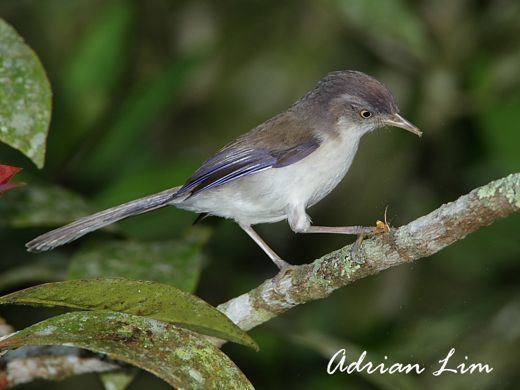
[383,113,422,137]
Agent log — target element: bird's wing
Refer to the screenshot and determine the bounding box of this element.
[177,112,321,197]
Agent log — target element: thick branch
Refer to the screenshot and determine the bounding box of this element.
[217,173,520,330]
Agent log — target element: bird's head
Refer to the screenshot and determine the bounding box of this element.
[302,70,422,138]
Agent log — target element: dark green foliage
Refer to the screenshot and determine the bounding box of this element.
[0,278,258,350]
[0,1,519,389]
[0,310,253,389]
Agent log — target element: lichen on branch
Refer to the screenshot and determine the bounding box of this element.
[217,173,520,331]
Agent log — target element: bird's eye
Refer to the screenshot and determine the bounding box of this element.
[360,110,372,119]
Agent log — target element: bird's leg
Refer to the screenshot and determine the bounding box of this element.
[288,206,388,235]
[349,217,391,263]
[287,206,390,263]
[288,204,390,235]
[301,225,379,234]
[239,223,297,280]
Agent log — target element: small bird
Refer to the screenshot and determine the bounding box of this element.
[27,70,421,275]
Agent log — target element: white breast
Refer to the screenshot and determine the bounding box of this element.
[177,130,362,225]
[285,133,359,208]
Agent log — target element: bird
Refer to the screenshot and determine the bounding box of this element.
[26,70,421,276]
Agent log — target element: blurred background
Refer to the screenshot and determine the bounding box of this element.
[0,0,519,389]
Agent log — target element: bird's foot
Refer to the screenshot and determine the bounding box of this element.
[351,215,391,264]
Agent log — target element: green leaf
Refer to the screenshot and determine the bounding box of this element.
[0,19,52,168]
[0,310,253,389]
[67,234,209,292]
[0,278,258,350]
[0,184,92,227]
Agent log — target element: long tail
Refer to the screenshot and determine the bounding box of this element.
[26,186,182,253]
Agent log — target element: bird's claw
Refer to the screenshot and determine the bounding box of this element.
[351,214,391,264]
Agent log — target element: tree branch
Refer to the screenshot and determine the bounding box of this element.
[217,173,520,330]
[0,347,119,389]
[1,173,518,387]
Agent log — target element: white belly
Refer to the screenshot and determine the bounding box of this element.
[177,134,360,225]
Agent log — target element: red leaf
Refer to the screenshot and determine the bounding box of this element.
[0,164,25,195]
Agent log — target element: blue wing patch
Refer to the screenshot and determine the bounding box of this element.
[177,138,320,197]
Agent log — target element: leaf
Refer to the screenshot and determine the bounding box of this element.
[0,278,258,350]
[67,233,209,292]
[0,164,25,194]
[0,184,93,227]
[0,311,253,389]
[0,19,52,168]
